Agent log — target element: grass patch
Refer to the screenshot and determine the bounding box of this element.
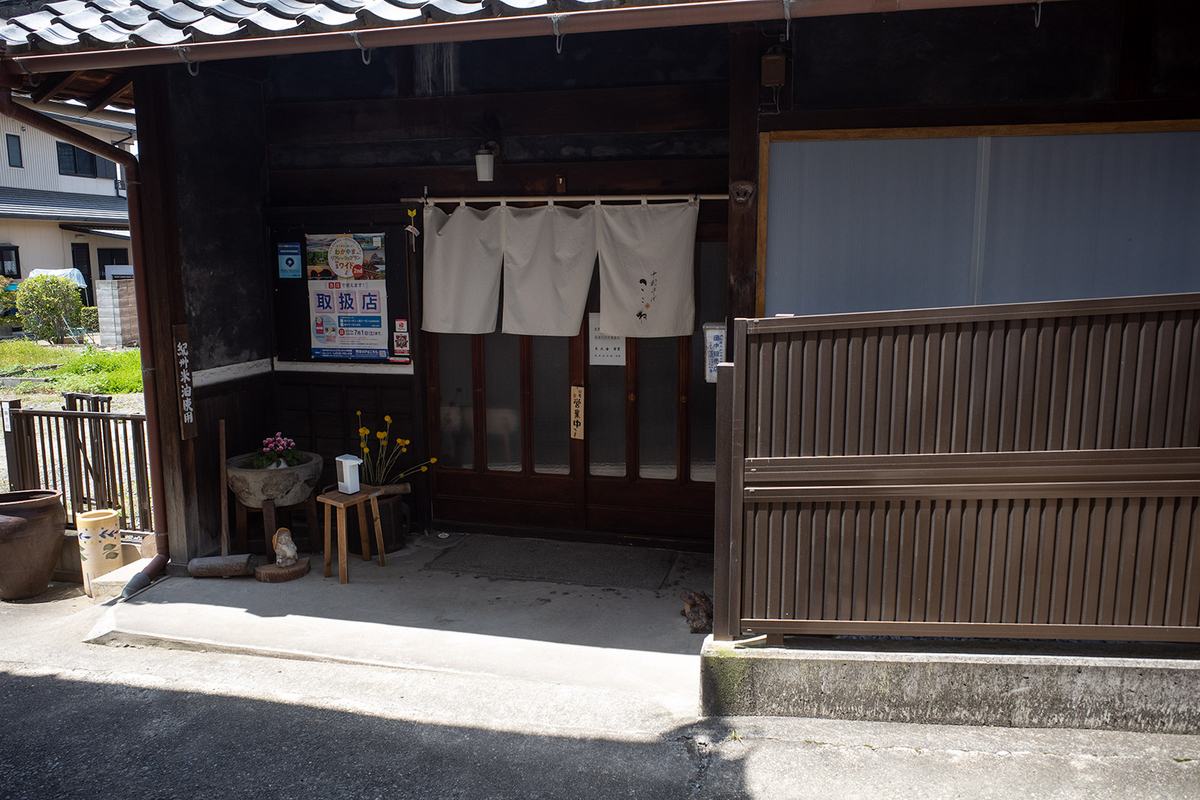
[0,339,69,371]
[0,341,142,394]
[55,347,143,394]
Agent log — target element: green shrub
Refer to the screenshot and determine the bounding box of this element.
[80,306,99,332]
[16,275,83,344]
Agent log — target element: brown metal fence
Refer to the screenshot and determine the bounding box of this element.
[715,293,1200,643]
[2,399,153,532]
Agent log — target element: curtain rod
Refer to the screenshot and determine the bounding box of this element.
[401,193,730,204]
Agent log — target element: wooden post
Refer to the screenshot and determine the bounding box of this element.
[713,363,735,641]
[727,25,761,321]
[2,400,21,491]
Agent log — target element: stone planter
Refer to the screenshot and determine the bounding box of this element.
[0,489,66,601]
[226,452,323,509]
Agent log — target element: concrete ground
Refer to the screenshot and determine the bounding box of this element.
[1,532,1198,799]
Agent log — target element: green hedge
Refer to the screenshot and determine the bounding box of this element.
[81,306,99,332]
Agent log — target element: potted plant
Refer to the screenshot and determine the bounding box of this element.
[226,432,324,509]
[344,411,436,553]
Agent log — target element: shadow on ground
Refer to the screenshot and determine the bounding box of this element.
[0,669,746,800]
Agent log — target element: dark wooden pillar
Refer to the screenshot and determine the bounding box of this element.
[132,66,201,565]
[727,25,761,321]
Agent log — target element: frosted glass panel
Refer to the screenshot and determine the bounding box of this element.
[638,338,677,479]
[484,332,522,472]
[982,132,1200,303]
[437,334,474,469]
[764,138,978,316]
[588,360,626,476]
[690,241,726,482]
[532,337,570,475]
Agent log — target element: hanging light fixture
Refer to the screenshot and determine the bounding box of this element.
[475,141,499,182]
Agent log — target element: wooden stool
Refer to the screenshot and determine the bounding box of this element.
[316,487,385,584]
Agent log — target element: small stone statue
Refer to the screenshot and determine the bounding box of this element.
[272,527,298,568]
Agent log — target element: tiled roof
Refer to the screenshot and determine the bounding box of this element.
[0,0,641,54]
[0,186,128,222]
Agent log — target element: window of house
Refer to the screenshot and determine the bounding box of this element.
[56,142,116,179]
[97,247,129,280]
[0,246,19,279]
[6,134,22,168]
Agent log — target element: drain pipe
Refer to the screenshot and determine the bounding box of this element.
[0,89,170,592]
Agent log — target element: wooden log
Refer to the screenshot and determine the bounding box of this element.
[255,557,311,583]
[187,554,255,578]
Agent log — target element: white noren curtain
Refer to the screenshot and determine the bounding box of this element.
[422,205,503,334]
[501,204,596,337]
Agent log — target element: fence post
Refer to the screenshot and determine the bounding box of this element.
[2,399,20,491]
[713,363,735,641]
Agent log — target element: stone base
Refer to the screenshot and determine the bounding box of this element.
[701,635,1200,734]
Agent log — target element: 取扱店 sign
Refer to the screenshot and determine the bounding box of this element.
[305,232,388,361]
[309,281,389,360]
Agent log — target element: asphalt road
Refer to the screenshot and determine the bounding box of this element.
[1,585,1198,800]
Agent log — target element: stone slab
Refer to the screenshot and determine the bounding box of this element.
[701,635,1200,734]
[87,557,154,602]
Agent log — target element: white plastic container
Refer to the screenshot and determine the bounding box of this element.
[336,454,363,495]
[76,509,123,597]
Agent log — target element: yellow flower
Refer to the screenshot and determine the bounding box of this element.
[361,443,368,451]
[401,448,407,453]
[356,410,362,416]
[358,427,369,436]
[376,431,386,439]
[363,446,370,454]
[420,466,428,472]
[430,457,438,464]
[384,415,392,424]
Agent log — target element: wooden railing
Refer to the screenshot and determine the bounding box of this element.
[2,400,153,532]
[715,293,1200,643]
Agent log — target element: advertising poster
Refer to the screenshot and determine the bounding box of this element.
[309,280,389,360]
[277,242,302,278]
[305,233,386,281]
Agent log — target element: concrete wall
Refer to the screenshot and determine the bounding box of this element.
[95,279,138,347]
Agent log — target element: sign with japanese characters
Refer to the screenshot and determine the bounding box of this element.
[308,280,389,360]
[589,312,625,366]
[703,322,726,384]
[304,233,386,280]
[277,242,302,279]
[172,324,198,440]
[570,386,584,440]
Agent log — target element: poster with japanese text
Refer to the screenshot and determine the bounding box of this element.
[305,233,386,280]
[308,280,389,360]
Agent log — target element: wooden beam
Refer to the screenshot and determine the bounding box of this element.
[726,26,760,320]
[85,73,133,112]
[30,71,84,104]
[264,83,730,146]
[268,159,728,206]
[764,119,1200,142]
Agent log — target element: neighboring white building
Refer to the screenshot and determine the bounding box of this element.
[0,99,134,307]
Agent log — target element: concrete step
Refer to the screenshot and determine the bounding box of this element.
[701,635,1200,735]
[88,558,153,601]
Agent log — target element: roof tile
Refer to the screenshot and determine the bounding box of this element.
[81,18,141,44]
[9,11,60,32]
[152,3,207,25]
[0,23,31,46]
[210,0,261,21]
[102,6,152,27]
[57,7,108,31]
[484,0,551,16]
[422,0,490,22]
[240,8,304,33]
[45,0,89,16]
[128,17,192,44]
[356,0,422,27]
[132,0,178,12]
[184,13,244,39]
[86,0,132,12]
[298,5,360,31]
[28,21,83,48]
[258,0,319,17]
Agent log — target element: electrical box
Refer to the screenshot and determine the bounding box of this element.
[761,53,787,88]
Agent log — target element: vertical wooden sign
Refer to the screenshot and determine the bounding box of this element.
[570,385,584,440]
[172,323,198,440]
